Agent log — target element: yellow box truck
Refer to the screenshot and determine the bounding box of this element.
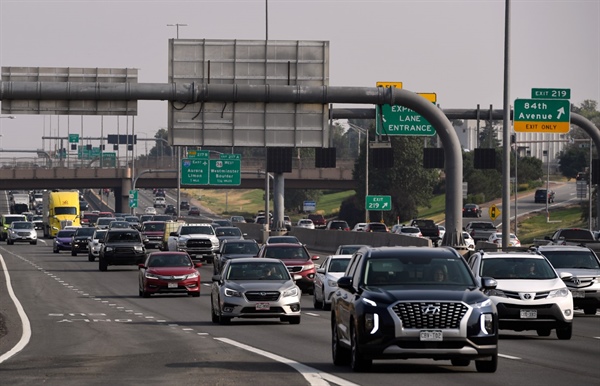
[43,190,81,238]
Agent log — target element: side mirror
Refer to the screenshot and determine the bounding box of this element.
[311,255,320,260]
[194,262,203,268]
[212,274,222,282]
[480,277,498,290]
[559,271,573,281]
[316,267,325,274]
[138,263,146,270]
[337,276,354,292]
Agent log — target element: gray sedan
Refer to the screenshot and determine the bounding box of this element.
[211,257,302,325]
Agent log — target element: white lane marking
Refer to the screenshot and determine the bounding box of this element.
[215,337,359,386]
[305,312,320,317]
[0,254,32,364]
[594,337,600,340]
[499,353,522,360]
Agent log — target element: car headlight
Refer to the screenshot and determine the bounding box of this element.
[186,271,199,279]
[362,298,377,307]
[300,263,315,272]
[548,287,570,298]
[472,299,492,309]
[283,286,299,297]
[484,289,506,298]
[177,241,187,247]
[134,246,144,252]
[145,271,158,279]
[327,279,338,288]
[480,313,495,335]
[105,246,114,252]
[224,287,242,297]
[212,240,219,248]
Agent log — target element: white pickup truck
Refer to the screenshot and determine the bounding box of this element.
[167,223,220,263]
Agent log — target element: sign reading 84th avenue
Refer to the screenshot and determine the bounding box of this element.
[514,98,570,133]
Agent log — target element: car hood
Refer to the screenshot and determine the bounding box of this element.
[143,231,164,236]
[555,268,600,278]
[494,278,566,292]
[225,280,296,292]
[147,267,197,276]
[280,259,313,266]
[217,236,243,241]
[104,241,143,247]
[362,287,488,304]
[326,272,345,280]
[55,237,72,243]
[222,253,257,259]
[180,234,214,239]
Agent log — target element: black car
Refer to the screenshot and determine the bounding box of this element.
[331,246,498,372]
[463,203,482,217]
[99,229,147,271]
[213,239,260,275]
[535,189,555,203]
[164,204,177,215]
[180,201,190,210]
[71,227,97,256]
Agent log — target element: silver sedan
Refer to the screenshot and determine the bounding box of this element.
[210,257,302,324]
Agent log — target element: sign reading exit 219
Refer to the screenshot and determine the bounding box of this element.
[365,195,392,211]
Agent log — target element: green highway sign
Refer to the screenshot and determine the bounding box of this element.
[187,150,210,159]
[209,157,241,185]
[181,154,241,185]
[365,195,392,211]
[68,134,80,143]
[129,189,138,208]
[376,93,437,136]
[181,158,209,185]
[532,88,570,100]
[514,98,570,133]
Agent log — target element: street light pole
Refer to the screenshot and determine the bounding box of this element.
[347,122,369,223]
[167,23,187,39]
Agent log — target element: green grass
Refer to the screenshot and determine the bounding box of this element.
[417,194,446,222]
[517,206,587,245]
[314,190,356,217]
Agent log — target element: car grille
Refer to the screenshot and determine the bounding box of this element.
[187,239,211,248]
[155,274,187,280]
[114,247,135,253]
[503,290,549,300]
[240,306,285,314]
[564,276,596,289]
[245,291,280,301]
[287,266,303,273]
[17,231,32,236]
[392,302,469,329]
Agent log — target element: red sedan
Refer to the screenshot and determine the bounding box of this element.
[138,252,202,297]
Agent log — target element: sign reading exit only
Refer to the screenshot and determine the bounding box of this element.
[365,195,392,211]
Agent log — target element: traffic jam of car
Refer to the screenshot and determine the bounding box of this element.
[0,188,598,376]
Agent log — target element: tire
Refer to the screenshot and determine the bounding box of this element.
[475,354,498,373]
[142,290,150,298]
[451,359,471,367]
[88,253,95,262]
[53,247,59,253]
[313,291,323,309]
[211,297,220,323]
[191,292,200,298]
[556,324,572,340]
[583,307,597,315]
[332,318,351,366]
[71,250,77,256]
[288,316,301,325]
[536,328,551,337]
[99,258,108,272]
[323,301,331,311]
[30,240,37,245]
[350,323,372,372]
[7,239,12,245]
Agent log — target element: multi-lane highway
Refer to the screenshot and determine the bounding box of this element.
[1,186,598,385]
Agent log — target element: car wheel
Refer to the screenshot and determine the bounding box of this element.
[288,316,301,325]
[31,240,37,245]
[71,250,77,256]
[313,290,323,309]
[7,239,12,245]
[191,292,200,298]
[451,359,471,367]
[332,318,351,366]
[350,322,371,372]
[583,307,597,315]
[536,328,551,337]
[99,258,108,272]
[323,301,331,312]
[88,253,95,262]
[53,247,59,253]
[211,297,219,323]
[475,354,497,373]
[556,324,572,340]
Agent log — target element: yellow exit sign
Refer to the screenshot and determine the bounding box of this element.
[376,82,403,89]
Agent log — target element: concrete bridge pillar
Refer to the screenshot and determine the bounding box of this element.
[117,177,132,214]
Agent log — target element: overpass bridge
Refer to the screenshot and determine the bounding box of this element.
[0,156,356,191]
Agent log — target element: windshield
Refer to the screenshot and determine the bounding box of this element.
[13,222,34,230]
[75,228,96,236]
[181,226,214,235]
[539,250,600,269]
[481,258,557,279]
[225,262,289,281]
[217,228,241,237]
[364,256,476,287]
[57,230,77,238]
[263,246,309,260]
[4,216,26,225]
[143,223,165,231]
[223,242,259,255]
[328,258,350,272]
[55,207,77,215]
[106,231,141,243]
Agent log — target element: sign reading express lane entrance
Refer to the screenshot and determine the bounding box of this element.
[377,93,437,136]
[181,154,240,186]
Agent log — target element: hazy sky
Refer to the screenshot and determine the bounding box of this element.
[0,0,598,158]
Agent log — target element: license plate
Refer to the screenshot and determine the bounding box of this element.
[420,330,443,341]
[520,309,537,318]
[571,290,585,298]
[168,282,178,288]
[255,303,270,311]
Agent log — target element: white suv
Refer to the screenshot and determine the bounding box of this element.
[536,245,600,315]
[468,250,573,339]
[153,197,166,208]
[7,221,37,245]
